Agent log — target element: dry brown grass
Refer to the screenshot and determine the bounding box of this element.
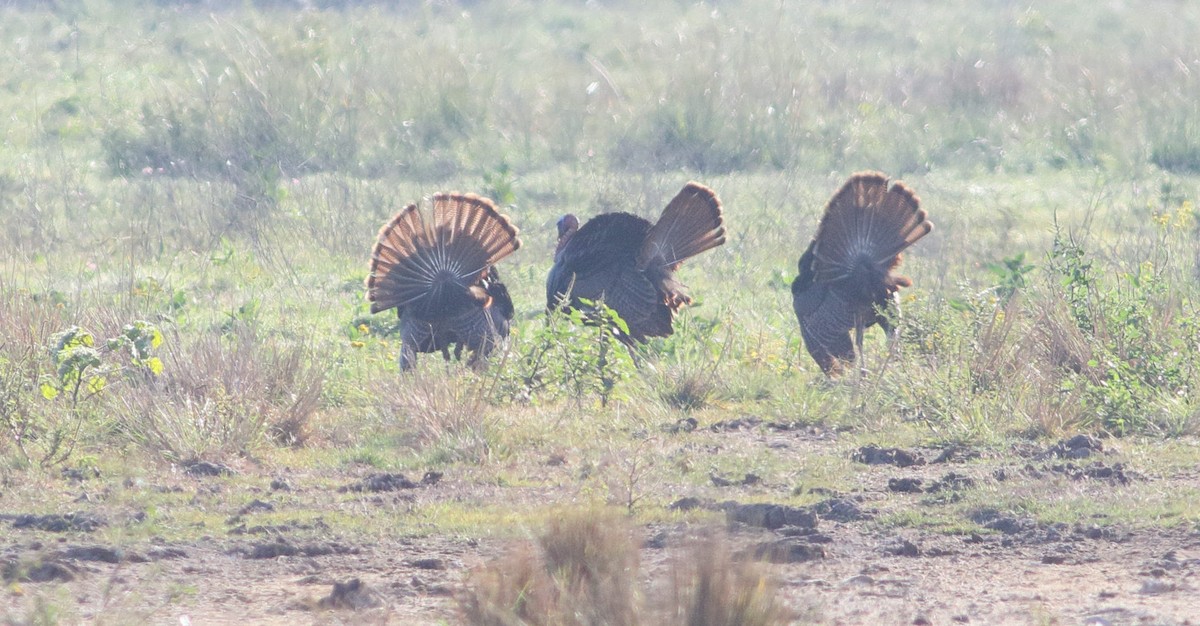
[657,365,720,412]
[376,367,499,463]
[0,287,82,468]
[460,510,788,626]
[459,509,638,626]
[664,534,786,626]
[114,324,323,462]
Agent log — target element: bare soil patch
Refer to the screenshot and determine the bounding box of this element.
[2,430,1198,624]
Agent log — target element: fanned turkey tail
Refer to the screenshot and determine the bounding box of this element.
[810,172,931,297]
[367,193,521,318]
[637,181,726,307]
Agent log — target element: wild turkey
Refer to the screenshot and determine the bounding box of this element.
[366,193,520,370]
[792,172,933,375]
[547,182,726,343]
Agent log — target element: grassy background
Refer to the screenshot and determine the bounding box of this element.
[1,0,1199,545]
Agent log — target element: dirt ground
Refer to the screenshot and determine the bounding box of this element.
[3,431,1198,625]
[3,518,1196,624]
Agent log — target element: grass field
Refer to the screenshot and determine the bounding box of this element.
[2,1,1199,623]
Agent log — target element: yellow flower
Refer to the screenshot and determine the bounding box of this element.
[1177,200,1195,229]
[350,340,365,349]
[357,324,370,334]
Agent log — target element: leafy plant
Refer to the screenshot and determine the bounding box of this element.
[12,322,166,467]
[985,252,1035,302]
[41,327,105,407]
[1045,230,1198,434]
[502,300,635,407]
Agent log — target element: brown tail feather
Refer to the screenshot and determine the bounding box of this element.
[367,193,521,316]
[366,204,426,313]
[811,172,932,285]
[431,192,522,275]
[637,181,726,271]
[436,191,520,265]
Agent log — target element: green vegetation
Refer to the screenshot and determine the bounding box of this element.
[1,0,1199,621]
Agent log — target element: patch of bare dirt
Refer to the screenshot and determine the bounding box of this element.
[3,511,1197,625]
[2,430,1198,625]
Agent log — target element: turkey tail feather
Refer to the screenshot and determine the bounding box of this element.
[431,192,521,277]
[812,172,932,284]
[637,181,726,271]
[367,194,521,315]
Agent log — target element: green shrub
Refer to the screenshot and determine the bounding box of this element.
[1045,229,1198,434]
[501,302,635,408]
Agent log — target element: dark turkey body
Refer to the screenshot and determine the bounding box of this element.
[399,267,514,369]
[546,212,673,342]
[791,241,896,373]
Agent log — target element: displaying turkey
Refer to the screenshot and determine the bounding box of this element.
[547,182,726,343]
[367,193,520,370]
[792,172,933,375]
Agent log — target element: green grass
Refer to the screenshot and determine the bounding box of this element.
[1,1,1199,622]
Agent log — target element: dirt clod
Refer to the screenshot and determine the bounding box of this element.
[2,558,78,583]
[339,473,420,493]
[668,497,706,511]
[1048,462,1134,484]
[752,538,826,563]
[241,540,358,560]
[853,445,924,467]
[62,545,122,563]
[182,460,236,477]
[60,467,100,482]
[931,445,981,464]
[1139,579,1178,594]
[764,420,810,432]
[882,537,921,557]
[666,417,698,433]
[812,497,871,522]
[12,512,105,533]
[643,530,669,549]
[888,477,924,493]
[927,472,976,493]
[1078,525,1126,541]
[1042,435,1103,460]
[971,510,1036,536]
[709,416,762,432]
[724,502,818,531]
[710,472,760,487]
[318,578,381,610]
[146,547,188,560]
[238,499,276,515]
